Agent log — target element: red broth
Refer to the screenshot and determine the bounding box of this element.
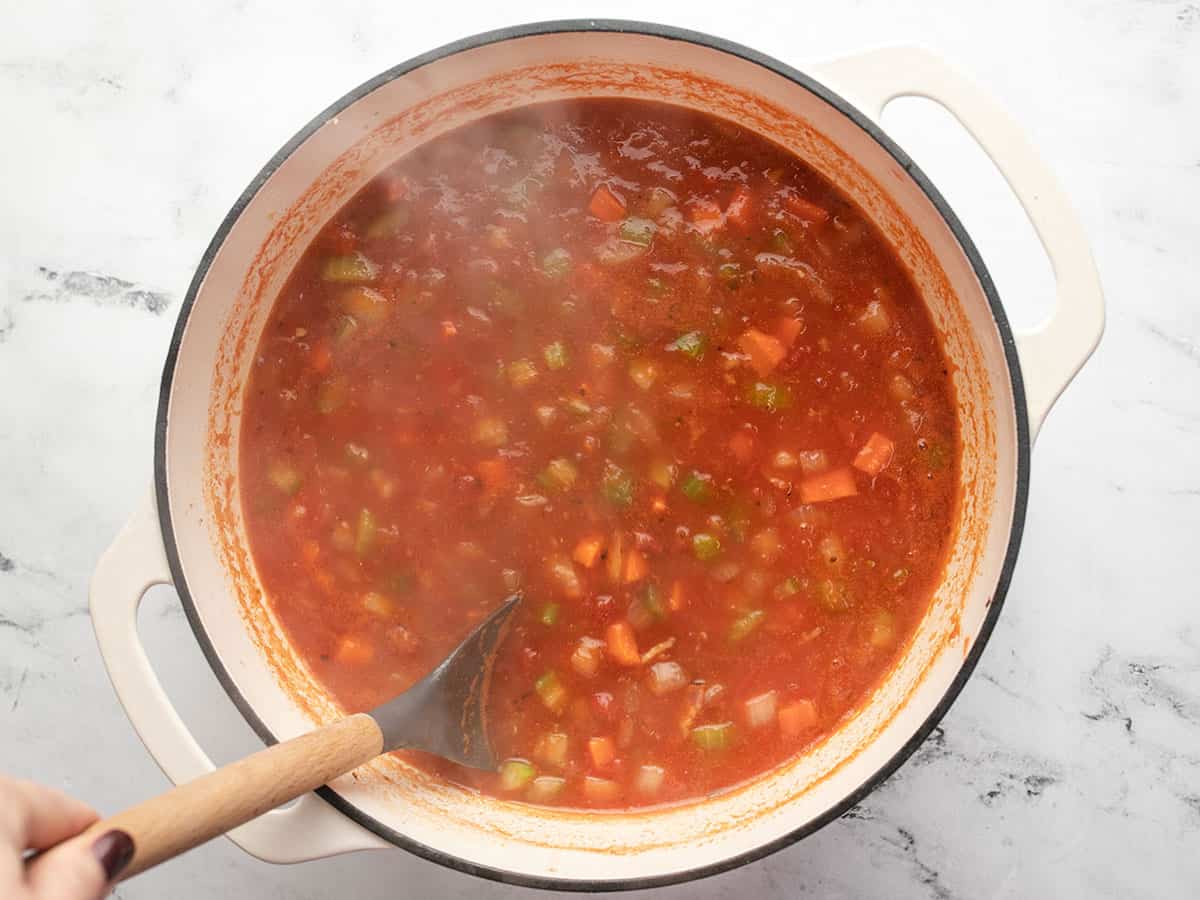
[239,99,959,809]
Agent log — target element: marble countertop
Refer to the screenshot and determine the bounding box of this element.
[2,1,1197,897]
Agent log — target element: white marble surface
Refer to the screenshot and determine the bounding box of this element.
[2,0,1197,897]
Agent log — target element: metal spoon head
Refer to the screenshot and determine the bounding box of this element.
[366,593,521,770]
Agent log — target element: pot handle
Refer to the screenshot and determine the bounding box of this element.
[89,491,389,864]
[814,47,1104,440]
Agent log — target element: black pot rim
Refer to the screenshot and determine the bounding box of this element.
[153,18,1030,893]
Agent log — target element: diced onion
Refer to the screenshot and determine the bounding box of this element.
[570,637,606,678]
[634,764,665,795]
[744,690,778,728]
[647,661,688,696]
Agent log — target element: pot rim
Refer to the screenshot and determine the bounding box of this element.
[153,18,1031,892]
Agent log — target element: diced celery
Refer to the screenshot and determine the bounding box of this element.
[542,248,572,278]
[321,252,378,283]
[717,262,742,288]
[338,286,390,323]
[619,216,657,247]
[539,603,561,626]
[691,722,735,751]
[498,758,536,791]
[267,461,302,494]
[365,207,411,239]
[746,381,792,412]
[355,508,377,557]
[729,609,765,641]
[537,458,578,492]
[669,330,708,361]
[769,228,794,254]
[535,671,567,713]
[692,532,721,560]
[543,341,568,371]
[680,470,715,503]
[601,462,635,507]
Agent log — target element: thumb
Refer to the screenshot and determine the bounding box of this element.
[25,830,133,900]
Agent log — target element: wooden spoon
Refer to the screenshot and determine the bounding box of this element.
[68,593,521,880]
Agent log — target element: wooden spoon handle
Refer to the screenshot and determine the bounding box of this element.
[78,713,383,880]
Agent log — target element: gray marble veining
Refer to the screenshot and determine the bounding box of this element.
[2,0,1198,897]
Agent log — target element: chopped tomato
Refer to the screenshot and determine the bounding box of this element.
[776,316,804,349]
[728,429,756,465]
[476,458,510,493]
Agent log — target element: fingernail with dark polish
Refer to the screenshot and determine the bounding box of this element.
[92,830,135,881]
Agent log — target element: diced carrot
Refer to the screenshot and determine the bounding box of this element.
[605,621,641,666]
[852,432,895,476]
[310,340,332,375]
[573,535,605,569]
[668,580,686,612]
[738,328,787,378]
[335,635,374,666]
[728,429,756,465]
[778,699,818,736]
[476,458,510,493]
[588,735,616,768]
[623,548,648,584]
[606,531,624,585]
[776,316,804,349]
[441,320,458,337]
[301,540,321,565]
[799,467,859,503]
[589,184,626,222]
[784,192,831,224]
[688,198,725,233]
[725,186,753,228]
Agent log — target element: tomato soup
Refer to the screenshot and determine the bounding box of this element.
[239,99,959,809]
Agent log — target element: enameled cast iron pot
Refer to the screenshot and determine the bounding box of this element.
[90,21,1103,890]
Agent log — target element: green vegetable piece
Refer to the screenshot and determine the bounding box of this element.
[535,670,567,712]
[601,462,635,507]
[539,603,561,626]
[266,462,302,495]
[642,583,666,620]
[354,508,377,557]
[669,331,708,361]
[542,248,572,279]
[691,722,735,751]
[692,532,722,560]
[498,758,536,791]
[543,341,568,371]
[746,381,792,412]
[680,470,715,503]
[729,609,766,641]
[769,228,794,255]
[321,252,378,283]
[717,262,742,288]
[619,217,657,247]
[537,458,578,492]
[365,207,411,239]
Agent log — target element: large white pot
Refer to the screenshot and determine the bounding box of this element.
[90,21,1103,890]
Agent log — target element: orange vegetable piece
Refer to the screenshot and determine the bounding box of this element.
[441,320,458,337]
[310,340,332,374]
[335,635,374,666]
[668,580,686,612]
[776,316,804,349]
[622,548,648,584]
[853,432,895,476]
[651,496,668,515]
[589,184,626,222]
[688,199,724,234]
[476,458,510,493]
[799,467,859,503]
[738,328,787,378]
[778,699,818,737]
[573,535,605,569]
[588,735,616,768]
[605,621,641,666]
[784,192,831,224]
[728,429,756,464]
[725,186,753,228]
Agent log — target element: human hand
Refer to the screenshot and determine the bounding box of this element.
[1,776,132,899]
